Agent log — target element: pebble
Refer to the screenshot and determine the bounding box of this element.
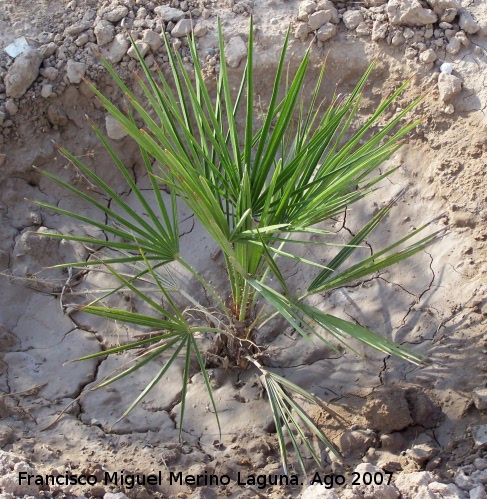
[387,0,438,26]
[459,9,480,34]
[5,49,43,98]
[104,5,129,23]
[342,10,364,30]
[419,48,437,63]
[308,10,332,30]
[39,42,58,58]
[472,387,487,412]
[446,36,461,54]
[317,22,337,42]
[154,5,185,22]
[474,425,487,449]
[105,114,128,140]
[41,84,53,98]
[193,23,208,37]
[438,72,462,102]
[94,20,115,47]
[66,59,87,84]
[440,62,453,73]
[224,36,247,68]
[441,8,458,23]
[5,99,18,116]
[443,103,455,114]
[372,20,388,40]
[295,23,312,41]
[171,18,192,37]
[470,486,487,499]
[127,40,150,59]
[101,33,130,64]
[142,29,162,51]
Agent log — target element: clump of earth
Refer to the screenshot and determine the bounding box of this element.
[0,0,487,498]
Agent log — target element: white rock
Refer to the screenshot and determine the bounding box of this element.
[308,9,332,30]
[318,0,339,24]
[154,5,185,22]
[41,84,53,98]
[392,31,406,45]
[295,23,312,41]
[104,493,130,499]
[440,62,453,73]
[356,21,370,36]
[372,20,388,40]
[5,48,43,98]
[353,464,400,499]
[298,1,317,22]
[66,60,86,84]
[105,114,128,140]
[317,22,337,41]
[193,23,208,37]
[446,36,461,54]
[472,388,487,412]
[474,425,487,449]
[5,99,18,116]
[127,40,150,59]
[443,103,455,114]
[419,48,437,63]
[101,33,130,64]
[224,36,247,68]
[104,5,129,22]
[64,21,91,37]
[470,485,487,499]
[456,31,470,47]
[342,10,364,30]
[94,20,115,47]
[438,72,462,102]
[387,0,438,26]
[395,472,434,497]
[171,19,192,37]
[142,29,162,51]
[459,10,480,34]
[455,470,480,491]
[425,0,459,14]
[39,41,57,59]
[429,481,465,498]
[474,458,487,471]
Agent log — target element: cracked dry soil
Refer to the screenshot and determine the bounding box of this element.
[1,0,487,498]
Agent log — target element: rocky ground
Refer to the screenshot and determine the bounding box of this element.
[1,0,487,498]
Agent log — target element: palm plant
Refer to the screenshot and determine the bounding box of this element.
[35,21,443,476]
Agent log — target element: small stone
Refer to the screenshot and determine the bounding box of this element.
[392,31,406,45]
[363,389,413,433]
[101,33,130,64]
[407,444,439,466]
[39,42,57,58]
[224,36,247,68]
[154,5,185,22]
[387,0,438,26]
[474,458,487,471]
[308,9,332,30]
[372,20,388,40]
[446,36,461,54]
[473,388,487,412]
[443,103,455,114]
[356,22,370,36]
[429,482,466,498]
[456,31,470,47]
[438,72,461,102]
[342,10,364,30]
[104,493,130,499]
[441,8,457,22]
[295,23,312,41]
[440,62,453,73]
[473,425,487,449]
[459,9,480,34]
[127,41,150,59]
[75,33,89,46]
[142,29,162,51]
[470,486,487,499]
[171,19,192,37]
[193,23,208,38]
[316,22,337,41]
[319,0,339,24]
[455,470,479,492]
[5,49,43,98]
[419,48,437,63]
[64,21,91,37]
[94,20,115,47]
[66,60,86,84]
[42,67,59,81]
[340,429,376,458]
[41,84,53,98]
[300,1,317,20]
[104,5,129,22]
[105,114,128,140]
[0,154,6,167]
[5,99,18,116]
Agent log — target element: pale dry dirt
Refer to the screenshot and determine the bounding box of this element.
[0,0,487,498]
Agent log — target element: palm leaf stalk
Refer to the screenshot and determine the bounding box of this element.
[33,20,445,475]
